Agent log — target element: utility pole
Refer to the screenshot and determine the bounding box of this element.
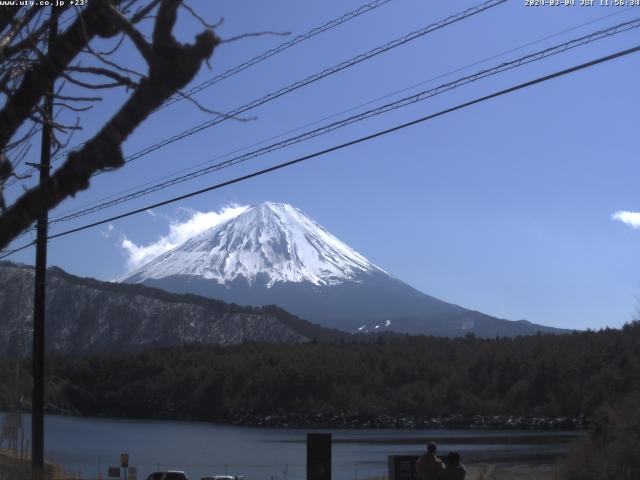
[31,7,57,480]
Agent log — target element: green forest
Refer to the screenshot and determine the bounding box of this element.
[2,322,639,424]
[3,322,640,478]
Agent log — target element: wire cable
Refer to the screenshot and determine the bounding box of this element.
[161,0,394,110]
[3,41,637,258]
[112,0,507,168]
[33,0,506,183]
[10,0,394,179]
[47,6,638,222]
[45,17,640,226]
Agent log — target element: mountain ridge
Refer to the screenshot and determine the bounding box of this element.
[0,261,345,357]
[121,202,568,337]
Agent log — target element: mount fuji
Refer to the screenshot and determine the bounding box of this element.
[121,202,565,337]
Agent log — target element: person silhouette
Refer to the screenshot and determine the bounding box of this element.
[444,451,465,480]
[416,441,446,480]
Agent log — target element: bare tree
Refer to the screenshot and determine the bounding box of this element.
[0,0,219,250]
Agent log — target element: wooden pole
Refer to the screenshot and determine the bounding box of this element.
[32,7,57,480]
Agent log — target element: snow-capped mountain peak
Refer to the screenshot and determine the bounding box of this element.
[123,202,386,287]
[120,202,568,338]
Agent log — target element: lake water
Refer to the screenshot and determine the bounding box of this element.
[0,412,581,480]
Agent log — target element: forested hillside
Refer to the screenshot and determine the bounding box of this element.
[0,262,344,356]
[1,323,639,426]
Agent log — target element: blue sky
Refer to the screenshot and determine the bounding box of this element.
[4,0,640,330]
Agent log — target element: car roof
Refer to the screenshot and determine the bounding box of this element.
[147,470,187,478]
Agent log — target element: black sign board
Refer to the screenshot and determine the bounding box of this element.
[307,433,331,480]
[388,455,419,480]
[108,467,121,478]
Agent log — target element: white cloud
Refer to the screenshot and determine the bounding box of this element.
[99,223,115,239]
[612,211,640,229]
[120,204,248,271]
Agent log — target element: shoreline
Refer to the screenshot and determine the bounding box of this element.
[224,412,587,430]
[2,409,587,431]
[1,413,573,480]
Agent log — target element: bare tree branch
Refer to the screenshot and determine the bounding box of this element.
[67,65,138,89]
[108,4,154,64]
[221,30,290,44]
[61,71,133,90]
[53,101,94,112]
[0,152,12,212]
[0,0,115,151]
[0,7,41,55]
[129,0,161,24]
[9,137,33,170]
[0,8,21,36]
[1,10,54,60]
[56,93,102,102]
[80,44,146,78]
[5,119,40,152]
[51,117,81,155]
[0,153,10,182]
[0,0,219,249]
[89,32,126,56]
[181,2,221,30]
[173,88,256,120]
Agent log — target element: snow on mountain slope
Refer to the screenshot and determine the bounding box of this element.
[123,202,387,287]
[0,262,343,357]
[121,202,569,337]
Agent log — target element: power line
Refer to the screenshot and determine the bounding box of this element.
[3,41,637,258]
[32,0,505,185]
[47,6,638,223]
[0,243,33,258]
[44,45,640,238]
[5,0,394,188]
[111,0,506,169]
[160,0,394,110]
[46,17,640,226]
[23,0,394,176]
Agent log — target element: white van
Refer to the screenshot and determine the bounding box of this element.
[201,475,244,480]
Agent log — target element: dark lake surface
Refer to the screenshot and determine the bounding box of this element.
[0,412,582,480]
